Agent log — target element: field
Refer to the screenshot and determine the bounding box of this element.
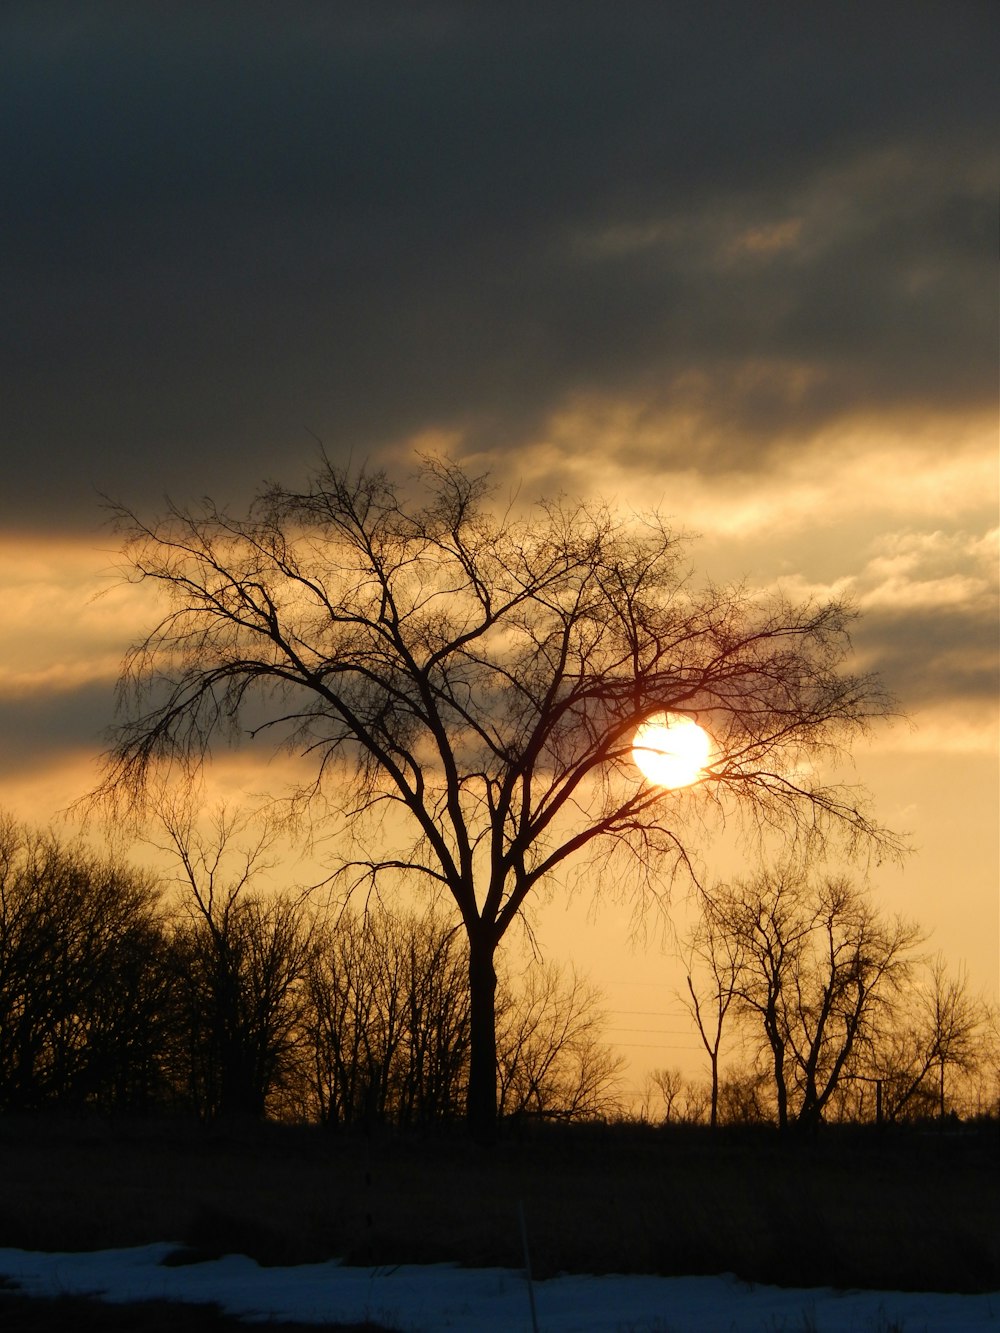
[0,1115,997,1299]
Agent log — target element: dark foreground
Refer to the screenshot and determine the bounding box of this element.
[0,1285,395,1333]
[0,1114,996,1300]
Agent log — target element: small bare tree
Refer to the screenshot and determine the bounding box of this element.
[706,871,922,1130]
[496,963,623,1121]
[304,905,456,1128]
[864,953,986,1123]
[94,456,901,1140]
[922,956,985,1121]
[647,1067,685,1123]
[156,803,313,1119]
[974,1004,1000,1120]
[717,1063,774,1125]
[681,902,745,1128]
[397,912,471,1125]
[639,1069,710,1125]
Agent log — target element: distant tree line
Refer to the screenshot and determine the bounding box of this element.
[0,814,622,1125]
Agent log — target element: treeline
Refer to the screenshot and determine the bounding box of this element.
[0,816,621,1124]
[642,871,999,1130]
[2,813,996,1131]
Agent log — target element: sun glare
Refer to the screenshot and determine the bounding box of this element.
[632,713,712,788]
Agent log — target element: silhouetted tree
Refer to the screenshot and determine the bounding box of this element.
[156,804,313,1119]
[706,871,921,1130]
[77,907,174,1113]
[303,905,620,1128]
[646,1067,690,1123]
[636,1068,707,1125]
[863,953,985,1123]
[975,1004,1000,1120]
[305,904,489,1129]
[396,912,471,1126]
[0,815,166,1110]
[495,963,624,1120]
[717,1064,773,1125]
[94,456,901,1141]
[681,903,745,1128]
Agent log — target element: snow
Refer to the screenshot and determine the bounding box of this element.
[0,1243,997,1332]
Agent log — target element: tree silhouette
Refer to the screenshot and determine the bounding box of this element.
[704,871,921,1130]
[155,802,314,1120]
[0,815,166,1111]
[865,953,986,1123]
[495,962,624,1121]
[302,906,620,1128]
[682,903,745,1128]
[304,904,458,1128]
[95,455,900,1141]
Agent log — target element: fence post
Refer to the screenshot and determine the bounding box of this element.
[518,1199,540,1333]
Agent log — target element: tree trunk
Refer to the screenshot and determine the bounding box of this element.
[770,1030,788,1131]
[796,1072,820,1131]
[939,1057,946,1124]
[467,933,498,1145]
[219,1036,265,1119]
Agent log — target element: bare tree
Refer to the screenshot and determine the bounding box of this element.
[0,814,166,1111]
[396,911,470,1126]
[637,1069,709,1125]
[708,871,922,1130]
[647,1067,685,1123]
[681,901,745,1127]
[717,1063,774,1125]
[156,803,314,1119]
[864,953,986,1124]
[495,963,624,1121]
[304,904,426,1128]
[649,1066,684,1123]
[974,1003,1000,1120]
[790,878,919,1130]
[922,956,985,1122]
[94,456,900,1140]
[706,871,812,1129]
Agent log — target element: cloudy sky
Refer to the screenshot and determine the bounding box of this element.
[1,3,997,1062]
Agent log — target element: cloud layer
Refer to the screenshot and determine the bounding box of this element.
[2,3,996,526]
[0,6,995,998]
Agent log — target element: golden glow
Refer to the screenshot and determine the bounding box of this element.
[631,713,712,788]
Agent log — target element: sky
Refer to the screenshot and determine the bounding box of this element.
[1,3,997,1089]
[2,1242,999,1331]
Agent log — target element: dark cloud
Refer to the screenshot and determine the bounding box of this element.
[0,681,115,779]
[1,2,996,527]
[855,602,1000,712]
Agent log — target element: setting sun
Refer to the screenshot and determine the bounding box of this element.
[632,713,712,788]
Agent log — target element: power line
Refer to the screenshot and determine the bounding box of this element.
[610,1008,690,1017]
[605,1028,695,1036]
[615,1042,702,1051]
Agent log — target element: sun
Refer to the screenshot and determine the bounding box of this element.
[632,712,712,788]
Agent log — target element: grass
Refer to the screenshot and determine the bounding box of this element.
[0,1114,996,1299]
